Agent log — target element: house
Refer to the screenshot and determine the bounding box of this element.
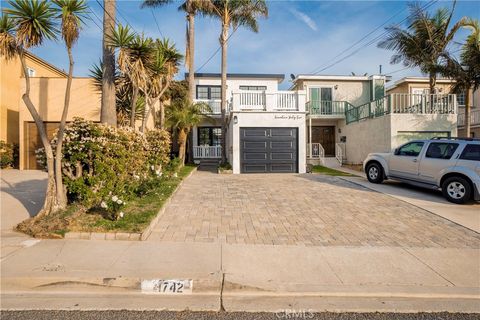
[386,77,479,138]
[192,73,459,172]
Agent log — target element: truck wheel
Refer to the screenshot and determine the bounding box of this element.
[366,163,384,184]
[442,177,471,204]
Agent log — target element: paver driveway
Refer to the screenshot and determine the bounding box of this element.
[149,170,480,248]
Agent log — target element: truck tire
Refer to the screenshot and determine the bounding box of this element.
[442,176,471,204]
[366,162,384,184]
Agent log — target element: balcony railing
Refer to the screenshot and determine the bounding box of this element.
[196,99,222,114]
[306,101,347,117]
[231,91,304,111]
[458,109,480,126]
[193,145,222,159]
[346,94,457,124]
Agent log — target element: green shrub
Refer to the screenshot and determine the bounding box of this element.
[0,141,14,169]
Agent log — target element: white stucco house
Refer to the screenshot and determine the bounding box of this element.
[190,73,459,173]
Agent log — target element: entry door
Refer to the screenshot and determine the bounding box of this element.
[388,141,425,179]
[312,126,335,156]
[240,127,298,173]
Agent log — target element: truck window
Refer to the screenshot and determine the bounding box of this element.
[396,142,424,157]
[425,142,459,160]
[459,144,480,161]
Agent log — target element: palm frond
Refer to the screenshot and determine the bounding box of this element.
[51,0,88,48]
[0,14,18,60]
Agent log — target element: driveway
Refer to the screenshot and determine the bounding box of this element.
[149,171,480,248]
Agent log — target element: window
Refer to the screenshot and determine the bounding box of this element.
[456,91,466,107]
[239,85,267,91]
[198,127,222,146]
[27,67,36,77]
[425,142,459,159]
[460,144,480,161]
[196,85,221,99]
[396,142,424,157]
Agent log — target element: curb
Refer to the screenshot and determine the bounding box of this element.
[64,166,198,241]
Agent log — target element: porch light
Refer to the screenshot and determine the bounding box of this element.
[334,85,338,90]
[233,115,238,124]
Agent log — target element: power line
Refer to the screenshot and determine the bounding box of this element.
[196,25,240,72]
[312,0,438,75]
[150,8,165,38]
[88,9,103,32]
[384,66,411,75]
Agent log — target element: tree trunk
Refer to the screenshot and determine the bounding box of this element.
[19,51,59,217]
[160,100,165,129]
[429,72,436,93]
[464,88,471,138]
[187,13,195,102]
[130,86,139,129]
[101,0,117,126]
[178,128,188,165]
[220,22,229,165]
[54,46,74,209]
[141,97,151,133]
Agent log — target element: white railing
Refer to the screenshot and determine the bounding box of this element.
[307,143,324,159]
[195,99,222,114]
[458,109,480,126]
[193,145,222,159]
[232,91,303,111]
[389,93,456,114]
[335,143,344,164]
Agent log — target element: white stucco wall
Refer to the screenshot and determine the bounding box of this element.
[194,77,280,99]
[231,111,307,174]
[297,80,371,106]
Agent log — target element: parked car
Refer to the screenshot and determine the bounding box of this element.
[363,138,480,204]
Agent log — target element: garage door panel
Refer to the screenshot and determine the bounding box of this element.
[240,127,297,173]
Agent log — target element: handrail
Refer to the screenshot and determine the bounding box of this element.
[335,143,344,164]
[307,101,346,116]
[193,145,222,159]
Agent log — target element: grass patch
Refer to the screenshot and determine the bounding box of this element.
[311,165,355,176]
[17,165,196,237]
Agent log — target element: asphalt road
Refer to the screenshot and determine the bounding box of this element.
[1,311,478,320]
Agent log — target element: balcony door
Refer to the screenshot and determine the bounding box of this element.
[309,87,333,114]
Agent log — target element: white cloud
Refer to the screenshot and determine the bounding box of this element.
[289,8,318,32]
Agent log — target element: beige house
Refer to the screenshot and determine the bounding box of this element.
[387,77,479,138]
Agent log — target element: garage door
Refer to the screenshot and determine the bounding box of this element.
[240,127,298,173]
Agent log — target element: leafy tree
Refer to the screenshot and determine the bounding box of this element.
[205,0,268,163]
[378,2,470,92]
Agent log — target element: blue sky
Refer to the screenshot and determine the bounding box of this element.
[3,0,480,89]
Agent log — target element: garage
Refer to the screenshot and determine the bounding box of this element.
[240,127,298,173]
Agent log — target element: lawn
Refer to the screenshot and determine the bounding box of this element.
[17,165,196,237]
[311,165,356,176]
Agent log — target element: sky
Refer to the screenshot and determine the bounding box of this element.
[2,0,480,89]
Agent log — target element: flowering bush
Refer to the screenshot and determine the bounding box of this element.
[36,118,171,218]
[0,140,14,169]
[100,194,126,220]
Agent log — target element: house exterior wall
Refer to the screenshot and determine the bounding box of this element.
[295,79,371,106]
[19,77,101,169]
[1,54,66,146]
[194,77,280,98]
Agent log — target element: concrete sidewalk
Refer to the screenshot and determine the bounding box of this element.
[1,239,479,312]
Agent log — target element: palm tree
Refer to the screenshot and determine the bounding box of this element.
[51,0,88,208]
[206,0,268,163]
[141,0,213,101]
[142,38,183,132]
[108,24,153,129]
[378,2,470,92]
[166,99,210,165]
[100,0,117,126]
[1,0,59,216]
[440,19,480,137]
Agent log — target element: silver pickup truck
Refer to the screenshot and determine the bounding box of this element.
[363,138,480,204]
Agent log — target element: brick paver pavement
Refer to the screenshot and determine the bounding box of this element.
[149,170,480,248]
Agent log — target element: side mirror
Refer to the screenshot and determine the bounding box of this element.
[393,148,399,155]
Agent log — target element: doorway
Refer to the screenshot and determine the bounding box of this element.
[311,126,335,156]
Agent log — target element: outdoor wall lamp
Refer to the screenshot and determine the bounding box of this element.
[233,115,238,124]
[334,85,338,90]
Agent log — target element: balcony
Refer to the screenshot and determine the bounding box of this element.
[231,91,305,112]
[195,99,222,115]
[306,101,348,118]
[458,109,480,127]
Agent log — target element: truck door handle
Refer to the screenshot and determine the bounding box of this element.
[412,158,417,162]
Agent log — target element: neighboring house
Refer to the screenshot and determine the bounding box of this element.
[191,73,459,172]
[387,77,479,138]
[1,52,67,148]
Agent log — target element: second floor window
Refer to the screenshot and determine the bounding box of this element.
[196,85,221,100]
[27,67,36,77]
[456,91,465,107]
[239,85,267,91]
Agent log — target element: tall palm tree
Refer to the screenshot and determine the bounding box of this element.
[440,19,480,137]
[142,38,183,132]
[206,0,268,163]
[108,24,153,129]
[51,0,88,208]
[141,0,213,101]
[166,99,210,165]
[100,0,117,126]
[1,0,59,216]
[378,2,470,92]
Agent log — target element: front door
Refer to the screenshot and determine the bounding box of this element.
[311,126,335,156]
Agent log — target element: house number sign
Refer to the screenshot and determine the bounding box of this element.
[141,279,193,294]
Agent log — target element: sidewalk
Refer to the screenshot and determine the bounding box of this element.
[1,239,479,312]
